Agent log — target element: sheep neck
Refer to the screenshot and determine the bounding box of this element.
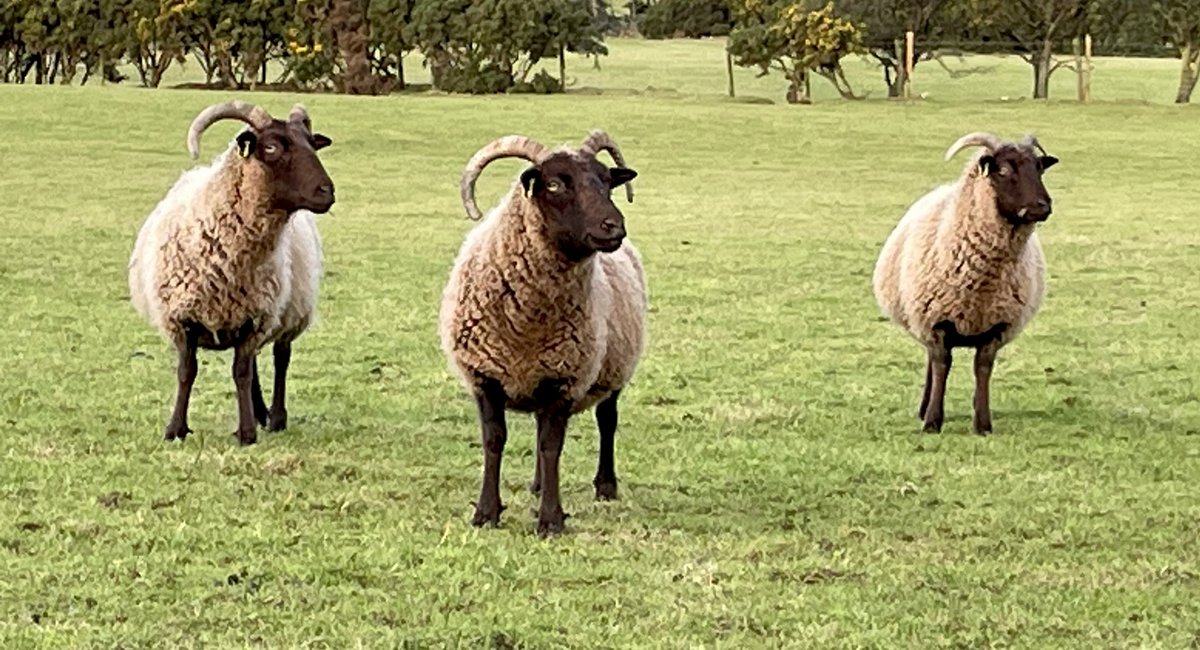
[207,162,289,270]
[948,179,1036,265]
[495,193,596,305]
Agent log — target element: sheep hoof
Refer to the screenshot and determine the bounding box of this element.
[528,480,541,495]
[253,406,269,428]
[921,421,943,434]
[974,423,992,436]
[267,409,288,432]
[536,511,568,537]
[471,502,505,528]
[234,428,258,446]
[163,423,191,441]
[594,479,619,501]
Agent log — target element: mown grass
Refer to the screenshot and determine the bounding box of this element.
[1,37,1199,648]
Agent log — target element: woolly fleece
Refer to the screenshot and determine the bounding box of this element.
[439,185,647,414]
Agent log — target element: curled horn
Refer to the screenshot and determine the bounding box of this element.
[944,131,1004,162]
[580,129,634,203]
[187,101,274,159]
[1021,133,1047,155]
[460,135,551,221]
[288,104,312,132]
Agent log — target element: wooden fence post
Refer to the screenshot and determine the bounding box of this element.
[904,30,914,98]
[1084,33,1093,102]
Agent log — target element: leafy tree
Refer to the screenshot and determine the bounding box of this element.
[841,0,961,97]
[410,0,606,93]
[368,0,417,89]
[728,0,864,103]
[122,0,195,88]
[637,0,733,39]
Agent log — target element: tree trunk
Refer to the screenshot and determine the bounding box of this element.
[1175,42,1200,104]
[786,67,811,104]
[886,39,906,98]
[48,53,61,84]
[1032,40,1053,100]
[330,0,378,94]
[725,48,735,98]
[558,44,566,92]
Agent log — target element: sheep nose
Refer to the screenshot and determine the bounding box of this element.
[318,184,334,198]
[601,219,622,234]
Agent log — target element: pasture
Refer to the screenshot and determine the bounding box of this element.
[1,38,1199,647]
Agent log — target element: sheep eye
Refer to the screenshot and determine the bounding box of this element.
[997,166,1010,177]
[263,143,279,156]
[546,180,563,193]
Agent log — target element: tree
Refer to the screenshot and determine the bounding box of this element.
[728,1,864,103]
[121,0,197,88]
[969,0,1088,99]
[841,0,961,97]
[328,0,381,93]
[637,0,733,39]
[1154,0,1200,102]
[368,0,417,89]
[410,0,606,93]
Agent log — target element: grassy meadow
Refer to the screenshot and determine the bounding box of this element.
[1,38,1199,647]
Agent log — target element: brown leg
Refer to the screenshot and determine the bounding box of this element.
[251,362,268,427]
[917,357,933,420]
[529,452,542,495]
[973,342,1000,435]
[535,405,570,536]
[594,390,620,500]
[922,345,952,433]
[471,380,508,527]
[267,339,291,432]
[164,333,199,441]
[231,345,258,445]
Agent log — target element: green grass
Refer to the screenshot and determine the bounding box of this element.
[2,38,1199,648]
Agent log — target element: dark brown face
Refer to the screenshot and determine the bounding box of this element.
[981,145,1058,224]
[519,153,637,260]
[235,121,335,214]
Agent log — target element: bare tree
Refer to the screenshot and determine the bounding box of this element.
[980,0,1088,99]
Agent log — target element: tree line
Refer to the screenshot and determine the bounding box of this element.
[639,0,1200,103]
[2,0,1198,103]
[0,0,612,93]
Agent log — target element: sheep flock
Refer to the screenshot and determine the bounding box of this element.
[124,100,1065,536]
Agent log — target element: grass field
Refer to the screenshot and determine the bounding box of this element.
[2,38,1199,647]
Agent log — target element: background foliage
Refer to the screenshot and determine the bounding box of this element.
[3,0,1200,101]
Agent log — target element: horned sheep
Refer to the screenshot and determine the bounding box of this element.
[438,131,647,536]
[872,131,1059,434]
[128,101,336,446]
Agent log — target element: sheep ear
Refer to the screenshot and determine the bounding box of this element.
[520,167,542,198]
[1040,155,1058,171]
[978,155,996,177]
[610,167,637,188]
[313,133,332,151]
[236,132,257,159]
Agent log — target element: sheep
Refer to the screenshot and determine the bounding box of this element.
[128,101,336,446]
[872,132,1059,435]
[438,131,646,536]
